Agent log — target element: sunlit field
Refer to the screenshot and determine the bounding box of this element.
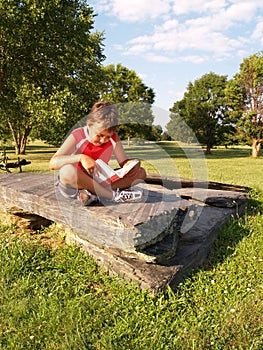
[0,140,262,349]
[3,140,261,191]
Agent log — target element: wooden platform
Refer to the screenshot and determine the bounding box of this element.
[0,172,249,293]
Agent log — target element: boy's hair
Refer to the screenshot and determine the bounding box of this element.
[87,101,118,132]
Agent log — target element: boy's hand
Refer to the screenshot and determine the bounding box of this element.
[80,154,96,175]
[122,159,140,176]
[121,158,140,167]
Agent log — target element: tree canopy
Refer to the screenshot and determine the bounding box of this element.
[99,64,155,141]
[0,0,105,152]
[225,51,263,157]
[167,72,233,153]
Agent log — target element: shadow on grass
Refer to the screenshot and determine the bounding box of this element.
[205,148,253,159]
[3,142,261,160]
[24,145,57,154]
[125,143,206,160]
[126,143,261,161]
[202,196,263,270]
[167,188,263,291]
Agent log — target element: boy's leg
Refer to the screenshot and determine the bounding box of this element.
[111,167,146,190]
[59,164,114,200]
[59,164,146,201]
[76,168,114,200]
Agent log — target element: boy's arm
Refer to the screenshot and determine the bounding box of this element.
[113,136,140,169]
[49,134,78,170]
[113,136,129,167]
[49,134,95,174]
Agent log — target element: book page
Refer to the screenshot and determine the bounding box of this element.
[94,159,116,184]
[115,159,139,177]
[95,159,139,184]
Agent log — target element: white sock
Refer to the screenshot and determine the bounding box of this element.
[112,189,119,201]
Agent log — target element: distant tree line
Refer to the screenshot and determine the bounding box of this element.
[167,52,263,157]
[1,1,262,157]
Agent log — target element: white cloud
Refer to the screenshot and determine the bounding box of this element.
[92,0,263,64]
[93,0,262,24]
[144,53,174,63]
[251,18,263,45]
[172,0,227,15]
[124,1,262,62]
[94,0,171,22]
[125,15,245,61]
[225,1,259,22]
[178,55,209,64]
[123,43,152,55]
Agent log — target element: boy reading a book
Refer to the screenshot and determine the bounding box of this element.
[49,101,146,205]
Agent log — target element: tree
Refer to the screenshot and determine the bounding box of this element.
[99,64,155,141]
[149,124,163,141]
[225,51,263,157]
[0,0,105,153]
[167,72,233,153]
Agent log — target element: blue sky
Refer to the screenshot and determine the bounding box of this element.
[89,0,263,128]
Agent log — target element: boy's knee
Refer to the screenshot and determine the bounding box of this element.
[138,167,147,180]
[59,164,77,185]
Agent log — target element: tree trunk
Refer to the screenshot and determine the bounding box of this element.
[251,138,261,158]
[8,120,31,154]
[206,144,212,154]
[20,137,28,155]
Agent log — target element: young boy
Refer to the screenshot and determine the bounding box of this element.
[49,101,146,205]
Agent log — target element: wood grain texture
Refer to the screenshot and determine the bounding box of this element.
[0,172,249,293]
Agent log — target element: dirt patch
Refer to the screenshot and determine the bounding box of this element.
[1,209,66,249]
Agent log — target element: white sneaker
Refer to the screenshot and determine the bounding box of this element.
[113,189,143,203]
[78,190,99,206]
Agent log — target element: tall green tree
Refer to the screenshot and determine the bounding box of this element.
[167,72,232,153]
[99,64,155,141]
[0,0,105,153]
[225,51,263,157]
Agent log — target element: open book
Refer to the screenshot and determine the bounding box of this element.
[94,159,139,185]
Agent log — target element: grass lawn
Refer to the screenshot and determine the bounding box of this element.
[0,141,262,349]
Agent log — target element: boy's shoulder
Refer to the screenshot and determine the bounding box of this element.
[111,132,117,141]
[71,127,87,142]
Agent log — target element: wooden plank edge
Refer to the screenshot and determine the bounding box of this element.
[65,228,183,295]
[146,173,250,192]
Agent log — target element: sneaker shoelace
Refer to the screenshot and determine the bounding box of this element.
[114,189,142,202]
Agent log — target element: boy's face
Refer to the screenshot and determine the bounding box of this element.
[88,122,113,146]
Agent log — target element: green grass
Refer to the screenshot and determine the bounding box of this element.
[0,141,263,349]
[2,141,57,173]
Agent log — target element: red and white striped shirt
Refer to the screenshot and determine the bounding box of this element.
[71,127,117,170]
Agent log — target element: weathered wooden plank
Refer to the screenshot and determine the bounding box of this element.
[146,174,249,192]
[64,230,183,293]
[0,172,249,293]
[174,187,249,207]
[0,172,53,191]
[0,173,190,252]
